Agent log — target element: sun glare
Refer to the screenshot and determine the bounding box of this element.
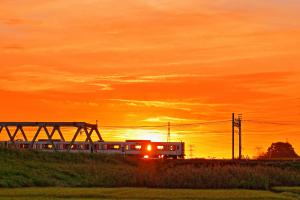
[147,144,152,151]
[124,129,166,142]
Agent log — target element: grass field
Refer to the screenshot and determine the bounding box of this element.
[1,148,300,189]
[0,188,299,200]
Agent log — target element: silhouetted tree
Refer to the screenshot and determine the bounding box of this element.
[258,142,299,159]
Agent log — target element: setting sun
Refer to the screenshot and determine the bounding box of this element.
[124,129,166,142]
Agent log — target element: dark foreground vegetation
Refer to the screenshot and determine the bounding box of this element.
[0,148,300,189]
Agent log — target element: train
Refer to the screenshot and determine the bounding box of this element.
[0,140,185,159]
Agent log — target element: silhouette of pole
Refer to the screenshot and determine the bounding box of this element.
[232,113,235,160]
[167,122,171,142]
[238,115,242,160]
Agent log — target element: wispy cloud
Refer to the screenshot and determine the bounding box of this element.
[0,65,208,92]
[94,74,204,84]
[109,99,215,111]
[0,18,25,25]
[88,83,113,91]
[1,45,24,50]
[143,116,195,123]
[0,65,113,92]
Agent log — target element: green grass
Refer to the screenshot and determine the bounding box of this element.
[0,188,298,200]
[1,148,300,189]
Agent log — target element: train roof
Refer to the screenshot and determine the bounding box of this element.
[125,140,151,143]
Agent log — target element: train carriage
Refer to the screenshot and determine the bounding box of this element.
[4,139,185,159]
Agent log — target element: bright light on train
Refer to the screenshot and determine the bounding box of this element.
[144,155,149,159]
[157,145,164,150]
[147,144,152,151]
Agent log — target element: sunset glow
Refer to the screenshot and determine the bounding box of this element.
[1,0,300,158]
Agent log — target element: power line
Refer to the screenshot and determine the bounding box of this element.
[245,120,299,126]
[167,120,231,127]
[101,120,231,129]
[101,125,167,129]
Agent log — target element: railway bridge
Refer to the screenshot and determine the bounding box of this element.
[0,122,103,151]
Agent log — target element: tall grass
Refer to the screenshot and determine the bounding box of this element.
[0,148,300,189]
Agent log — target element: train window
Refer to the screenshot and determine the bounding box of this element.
[125,145,129,150]
[130,145,142,150]
[107,144,120,150]
[170,145,177,151]
[157,145,164,150]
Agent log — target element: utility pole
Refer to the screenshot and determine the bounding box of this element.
[232,113,235,160]
[232,113,243,160]
[238,114,242,160]
[167,122,171,142]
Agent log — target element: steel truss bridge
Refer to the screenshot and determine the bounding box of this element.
[0,122,103,151]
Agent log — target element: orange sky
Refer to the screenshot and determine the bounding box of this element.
[1,0,300,158]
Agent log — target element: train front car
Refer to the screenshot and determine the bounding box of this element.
[151,142,185,159]
[123,140,185,159]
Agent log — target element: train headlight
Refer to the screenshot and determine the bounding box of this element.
[147,144,152,151]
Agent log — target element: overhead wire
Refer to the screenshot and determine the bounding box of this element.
[101,120,231,129]
[244,120,299,126]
